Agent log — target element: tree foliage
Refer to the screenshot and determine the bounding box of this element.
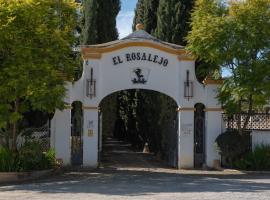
[0,0,78,149]
[156,0,194,45]
[187,0,270,131]
[82,0,120,45]
[82,0,98,45]
[132,0,159,34]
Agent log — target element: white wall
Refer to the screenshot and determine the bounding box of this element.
[50,109,71,165]
[83,109,99,167]
[179,111,194,168]
[205,111,222,167]
[252,130,270,149]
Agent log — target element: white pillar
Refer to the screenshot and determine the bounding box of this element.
[51,109,71,165]
[178,109,194,169]
[83,107,99,167]
[205,110,222,167]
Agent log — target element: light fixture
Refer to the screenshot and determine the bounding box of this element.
[184,70,193,100]
[86,68,96,99]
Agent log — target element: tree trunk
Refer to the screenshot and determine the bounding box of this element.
[237,100,242,132]
[240,95,253,135]
[11,97,19,151]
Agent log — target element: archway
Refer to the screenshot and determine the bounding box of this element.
[98,89,179,168]
[50,28,223,169]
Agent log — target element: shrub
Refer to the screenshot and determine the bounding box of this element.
[234,144,270,170]
[215,130,250,167]
[0,148,21,172]
[19,141,56,171]
[0,142,56,172]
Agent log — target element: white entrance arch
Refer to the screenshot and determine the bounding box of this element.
[50,28,223,169]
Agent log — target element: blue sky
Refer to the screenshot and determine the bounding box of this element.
[117,0,137,38]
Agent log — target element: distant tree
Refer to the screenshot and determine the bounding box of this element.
[132,0,145,31]
[187,0,270,133]
[156,0,194,45]
[0,0,78,150]
[82,0,120,44]
[82,0,98,44]
[143,0,159,34]
[96,0,120,43]
[133,0,159,34]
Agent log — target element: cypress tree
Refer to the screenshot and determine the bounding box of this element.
[82,0,120,44]
[82,0,98,45]
[143,0,159,34]
[156,0,194,45]
[132,0,145,31]
[96,0,120,43]
[132,0,159,34]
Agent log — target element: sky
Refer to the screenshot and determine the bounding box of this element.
[117,0,137,39]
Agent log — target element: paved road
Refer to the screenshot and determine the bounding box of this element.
[0,138,270,200]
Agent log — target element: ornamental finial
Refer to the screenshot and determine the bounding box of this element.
[136,23,144,31]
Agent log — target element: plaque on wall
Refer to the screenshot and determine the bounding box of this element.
[181,124,193,135]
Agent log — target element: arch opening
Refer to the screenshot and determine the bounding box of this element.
[98,89,179,168]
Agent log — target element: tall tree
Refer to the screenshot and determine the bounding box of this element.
[187,0,270,133]
[0,0,78,150]
[133,0,159,34]
[144,0,159,34]
[156,0,194,45]
[82,0,98,45]
[82,0,120,44]
[132,0,145,31]
[96,0,120,43]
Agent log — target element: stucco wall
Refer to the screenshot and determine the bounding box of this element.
[252,130,270,149]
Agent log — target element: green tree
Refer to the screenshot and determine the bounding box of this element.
[133,0,145,31]
[156,0,194,45]
[96,0,120,43]
[0,0,78,150]
[82,0,98,45]
[144,0,159,34]
[82,0,120,44]
[133,0,159,34]
[187,0,270,132]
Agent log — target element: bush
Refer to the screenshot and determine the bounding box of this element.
[0,148,21,172]
[19,141,56,171]
[234,145,270,170]
[0,142,56,172]
[215,130,250,167]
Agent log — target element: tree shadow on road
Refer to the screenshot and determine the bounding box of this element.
[0,168,270,196]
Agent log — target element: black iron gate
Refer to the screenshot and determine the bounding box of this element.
[194,103,205,168]
[71,102,83,166]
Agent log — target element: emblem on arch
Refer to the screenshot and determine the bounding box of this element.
[130,67,150,84]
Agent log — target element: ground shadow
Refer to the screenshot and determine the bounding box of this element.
[0,168,270,196]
